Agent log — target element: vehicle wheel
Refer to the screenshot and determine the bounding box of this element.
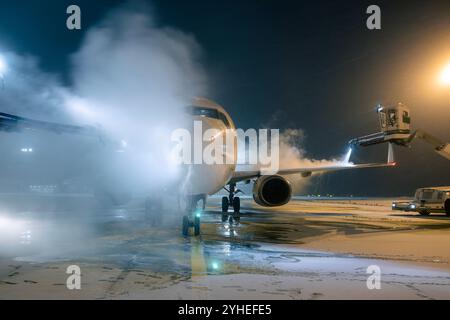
[445,200,450,217]
[233,197,240,213]
[194,215,201,236]
[419,209,430,216]
[182,215,190,236]
[222,196,229,213]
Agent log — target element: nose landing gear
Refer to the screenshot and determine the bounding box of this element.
[182,213,201,237]
[180,195,205,237]
[222,183,242,224]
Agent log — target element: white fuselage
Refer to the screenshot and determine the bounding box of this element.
[179,98,236,197]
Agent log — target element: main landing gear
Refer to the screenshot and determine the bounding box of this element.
[180,195,205,237]
[222,183,241,224]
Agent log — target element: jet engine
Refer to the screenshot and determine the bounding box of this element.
[252,175,292,207]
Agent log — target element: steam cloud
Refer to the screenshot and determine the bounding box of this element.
[0,2,344,197]
[277,129,348,194]
[0,2,351,260]
[0,2,209,260]
[1,3,208,196]
[67,3,208,193]
[236,129,348,194]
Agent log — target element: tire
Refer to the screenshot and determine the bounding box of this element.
[233,197,240,214]
[445,200,450,217]
[222,196,229,213]
[419,209,430,216]
[194,216,201,236]
[182,215,190,236]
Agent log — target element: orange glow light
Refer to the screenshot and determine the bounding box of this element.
[439,62,450,86]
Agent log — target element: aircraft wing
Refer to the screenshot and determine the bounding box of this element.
[0,111,100,137]
[230,143,396,183]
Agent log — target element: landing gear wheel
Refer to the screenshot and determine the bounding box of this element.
[222,183,243,224]
[445,200,450,217]
[182,215,190,236]
[180,195,204,236]
[231,197,241,224]
[419,209,430,216]
[194,215,201,236]
[233,197,240,214]
[221,196,229,222]
[222,196,229,213]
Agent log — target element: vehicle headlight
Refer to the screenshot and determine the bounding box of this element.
[410,204,416,209]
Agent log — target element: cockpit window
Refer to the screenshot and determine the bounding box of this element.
[218,112,231,128]
[189,106,219,119]
[187,106,231,128]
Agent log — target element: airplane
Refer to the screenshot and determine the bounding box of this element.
[0,97,396,236]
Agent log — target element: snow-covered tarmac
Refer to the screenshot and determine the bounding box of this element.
[0,194,449,299]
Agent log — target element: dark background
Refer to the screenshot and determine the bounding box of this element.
[0,0,449,196]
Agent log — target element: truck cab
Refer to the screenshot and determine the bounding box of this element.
[414,187,450,216]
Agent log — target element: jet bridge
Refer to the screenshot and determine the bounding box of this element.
[349,103,450,160]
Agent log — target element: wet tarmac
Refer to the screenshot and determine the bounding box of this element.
[0,194,449,299]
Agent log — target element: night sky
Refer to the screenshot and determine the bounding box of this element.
[0,0,449,196]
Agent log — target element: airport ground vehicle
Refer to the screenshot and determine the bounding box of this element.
[351,104,450,217]
[392,186,450,216]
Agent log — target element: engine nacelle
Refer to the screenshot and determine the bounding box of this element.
[252,175,292,207]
